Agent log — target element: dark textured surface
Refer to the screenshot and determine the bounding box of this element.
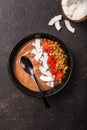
[0,0,87,130]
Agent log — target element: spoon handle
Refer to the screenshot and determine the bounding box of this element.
[32,74,51,108]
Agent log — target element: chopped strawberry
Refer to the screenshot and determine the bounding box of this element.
[55,71,64,81]
[47,47,52,55]
[50,59,56,68]
[47,56,53,64]
[43,41,49,52]
[50,67,57,74]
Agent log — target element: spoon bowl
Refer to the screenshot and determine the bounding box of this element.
[20,56,33,76]
[20,56,51,108]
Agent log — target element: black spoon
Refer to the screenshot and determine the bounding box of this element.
[20,56,51,108]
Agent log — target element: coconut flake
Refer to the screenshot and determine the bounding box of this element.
[39,66,47,75]
[31,49,37,55]
[55,21,62,31]
[32,42,36,47]
[46,82,51,87]
[35,39,41,51]
[32,39,43,61]
[64,19,75,33]
[48,15,62,26]
[40,55,44,62]
[34,51,43,61]
[50,81,54,88]
[46,81,54,88]
[46,71,53,77]
[42,52,49,70]
[40,75,54,82]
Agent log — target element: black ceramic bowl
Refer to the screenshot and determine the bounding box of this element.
[8,33,73,97]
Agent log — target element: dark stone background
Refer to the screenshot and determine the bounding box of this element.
[0,0,87,130]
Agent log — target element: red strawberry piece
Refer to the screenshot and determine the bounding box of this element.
[50,59,56,68]
[43,41,49,52]
[47,48,52,55]
[47,56,53,64]
[55,71,64,81]
[50,67,57,74]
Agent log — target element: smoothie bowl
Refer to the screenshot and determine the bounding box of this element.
[8,33,73,97]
